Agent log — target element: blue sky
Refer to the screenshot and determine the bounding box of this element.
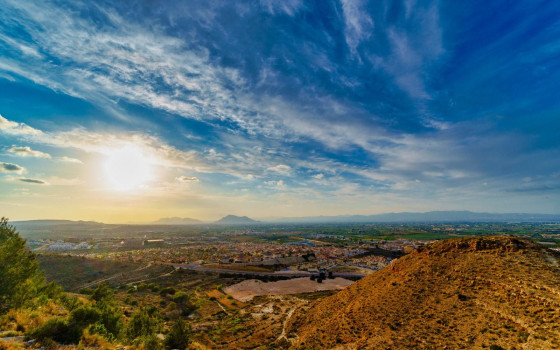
[0,0,559,222]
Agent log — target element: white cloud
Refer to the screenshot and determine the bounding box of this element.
[0,114,42,136]
[8,146,51,158]
[267,164,292,175]
[58,156,83,164]
[176,176,199,183]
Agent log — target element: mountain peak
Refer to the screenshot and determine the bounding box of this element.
[214,215,258,224]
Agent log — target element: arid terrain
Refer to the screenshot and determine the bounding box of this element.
[288,236,560,349]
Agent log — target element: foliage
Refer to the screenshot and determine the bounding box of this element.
[96,304,123,340]
[140,334,163,350]
[172,291,190,304]
[159,287,176,296]
[0,218,42,313]
[71,306,101,328]
[25,317,82,345]
[125,307,162,341]
[164,319,191,350]
[87,283,123,339]
[90,283,115,303]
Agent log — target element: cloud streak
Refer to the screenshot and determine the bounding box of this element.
[8,146,51,158]
[19,178,46,184]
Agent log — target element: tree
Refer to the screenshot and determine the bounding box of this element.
[0,217,41,313]
[164,319,191,350]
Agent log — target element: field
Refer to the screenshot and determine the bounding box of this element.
[224,277,354,302]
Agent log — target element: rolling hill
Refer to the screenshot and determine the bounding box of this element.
[288,236,560,349]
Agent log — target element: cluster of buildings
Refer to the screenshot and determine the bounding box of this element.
[26,239,92,251]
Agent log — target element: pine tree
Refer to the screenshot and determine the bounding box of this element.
[0,217,40,312]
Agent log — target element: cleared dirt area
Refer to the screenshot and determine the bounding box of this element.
[224,277,354,302]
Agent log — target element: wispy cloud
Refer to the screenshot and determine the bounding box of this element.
[340,0,374,58]
[19,178,47,185]
[267,164,292,175]
[8,146,51,158]
[259,0,304,16]
[58,156,83,164]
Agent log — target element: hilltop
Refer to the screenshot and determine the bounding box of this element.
[288,236,560,349]
[214,215,259,225]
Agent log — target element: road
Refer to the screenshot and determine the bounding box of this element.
[172,263,365,279]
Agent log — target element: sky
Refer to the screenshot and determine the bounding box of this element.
[1,0,559,223]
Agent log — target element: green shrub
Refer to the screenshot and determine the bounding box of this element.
[26,317,81,344]
[172,292,189,304]
[91,283,114,303]
[60,294,83,311]
[164,320,191,350]
[79,288,93,295]
[159,287,176,296]
[148,283,160,292]
[71,305,101,327]
[125,307,162,341]
[141,334,163,350]
[97,305,123,339]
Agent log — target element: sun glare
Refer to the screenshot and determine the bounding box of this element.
[104,145,152,191]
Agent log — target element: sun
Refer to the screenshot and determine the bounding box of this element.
[104,145,152,191]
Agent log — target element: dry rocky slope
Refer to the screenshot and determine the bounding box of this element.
[287,236,560,349]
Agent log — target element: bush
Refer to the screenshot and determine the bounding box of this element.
[91,283,114,303]
[172,292,189,304]
[71,306,101,328]
[97,305,123,340]
[141,334,163,350]
[159,287,176,296]
[79,288,93,295]
[125,307,162,341]
[60,294,83,311]
[164,320,191,350]
[26,317,81,344]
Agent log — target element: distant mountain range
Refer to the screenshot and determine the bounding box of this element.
[214,215,259,225]
[151,217,202,225]
[267,211,560,223]
[10,211,560,231]
[11,219,105,230]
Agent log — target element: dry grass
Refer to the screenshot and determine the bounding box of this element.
[289,236,560,349]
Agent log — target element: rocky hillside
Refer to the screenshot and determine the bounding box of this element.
[287,236,560,349]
